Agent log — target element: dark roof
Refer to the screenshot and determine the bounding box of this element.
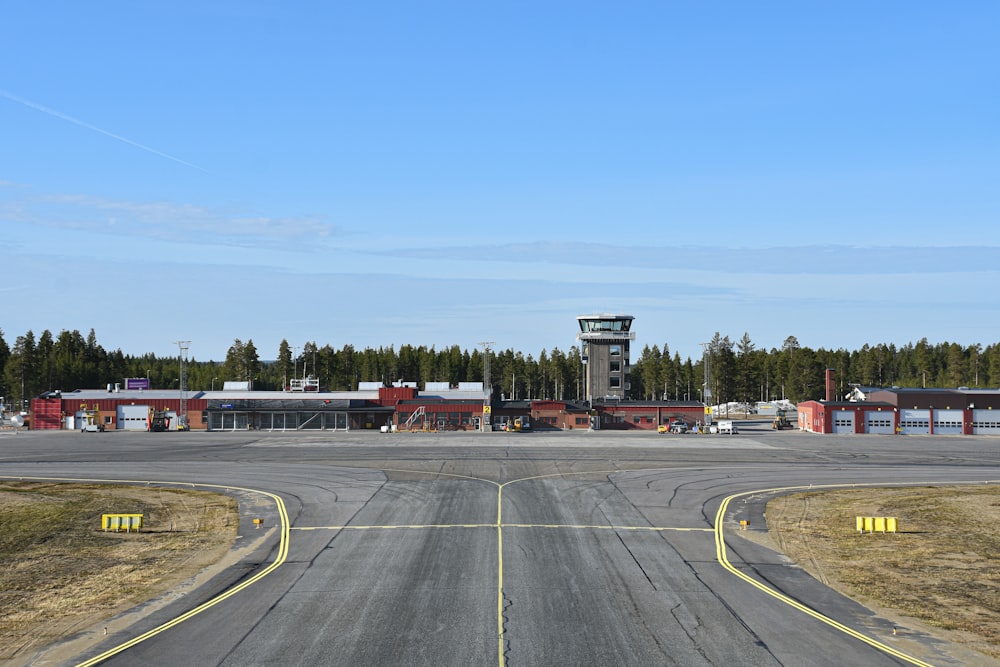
[593,399,704,408]
[204,398,389,412]
[812,401,895,408]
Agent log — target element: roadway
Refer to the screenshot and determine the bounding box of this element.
[2,424,999,666]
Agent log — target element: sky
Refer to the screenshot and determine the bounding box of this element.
[2,2,998,364]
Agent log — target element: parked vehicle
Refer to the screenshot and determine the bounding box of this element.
[715,420,738,435]
[772,409,793,430]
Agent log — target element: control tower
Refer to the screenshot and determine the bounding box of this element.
[576,314,635,402]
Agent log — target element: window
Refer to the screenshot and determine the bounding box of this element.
[610,361,621,373]
[610,345,621,356]
[610,377,621,388]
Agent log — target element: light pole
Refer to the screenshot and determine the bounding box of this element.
[212,377,218,391]
[700,342,712,426]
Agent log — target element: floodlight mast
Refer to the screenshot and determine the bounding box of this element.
[701,342,712,426]
[479,341,495,432]
[174,340,191,429]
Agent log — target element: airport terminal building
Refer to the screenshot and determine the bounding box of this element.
[26,312,704,433]
[28,381,707,433]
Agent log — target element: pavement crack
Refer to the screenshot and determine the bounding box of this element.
[615,530,657,590]
[501,589,513,665]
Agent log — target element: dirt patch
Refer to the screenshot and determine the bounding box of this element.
[767,485,1000,660]
[0,482,238,663]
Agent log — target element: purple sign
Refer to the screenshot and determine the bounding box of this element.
[126,378,150,391]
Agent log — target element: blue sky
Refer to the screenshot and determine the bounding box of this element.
[2,2,998,363]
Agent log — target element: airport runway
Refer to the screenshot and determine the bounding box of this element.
[3,425,1000,666]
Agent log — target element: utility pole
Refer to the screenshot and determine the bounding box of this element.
[174,340,191,430]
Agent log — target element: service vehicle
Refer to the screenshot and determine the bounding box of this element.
[715,419,738,435]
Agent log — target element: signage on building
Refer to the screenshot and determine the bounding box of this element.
[125,378,150,391]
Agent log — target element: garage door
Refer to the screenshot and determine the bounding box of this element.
[865,411,895,435]
[972,409,1000,435]
[899,409,930,435]
[118,404,150,431]
[832,411,855,434]
[933,409,964,435]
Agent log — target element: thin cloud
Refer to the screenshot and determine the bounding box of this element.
[0,89,207,172]
[368,241,1000,276]
[1,191,339,249]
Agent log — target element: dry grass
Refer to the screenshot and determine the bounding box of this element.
[767,485,1000,658]
[0,482,238,661]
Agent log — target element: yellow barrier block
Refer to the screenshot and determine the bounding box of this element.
[855,516,898,534]
[102,513,144,532]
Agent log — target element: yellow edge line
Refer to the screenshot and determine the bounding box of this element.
[0,475,289,667]
[712,481,1000,667]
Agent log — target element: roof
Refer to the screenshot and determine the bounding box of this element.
[204,398,390,412]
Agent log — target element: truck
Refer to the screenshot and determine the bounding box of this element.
[715,419,738,435]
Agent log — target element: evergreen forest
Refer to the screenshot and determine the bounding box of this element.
[1,327,999,412]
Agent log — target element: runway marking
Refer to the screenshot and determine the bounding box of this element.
[292,523,711,532]
[0,475,289,667]
[293,523,496,530]
[4,470,960,667]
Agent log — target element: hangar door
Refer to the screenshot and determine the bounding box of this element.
[933,409,964,435]
[972,410,1000,435]
[832,411,855,434]
[865,411,895,435]
[899,409,930,435]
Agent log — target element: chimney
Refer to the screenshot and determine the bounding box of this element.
[825,369,836,402]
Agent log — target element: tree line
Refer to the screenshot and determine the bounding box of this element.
[630,334,1000,406]
[2,327,999,410]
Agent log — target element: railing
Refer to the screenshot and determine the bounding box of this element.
[403,406,426,430]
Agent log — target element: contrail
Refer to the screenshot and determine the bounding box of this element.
[0,89,208,172]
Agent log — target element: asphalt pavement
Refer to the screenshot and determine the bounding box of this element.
[2,424,999,666]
